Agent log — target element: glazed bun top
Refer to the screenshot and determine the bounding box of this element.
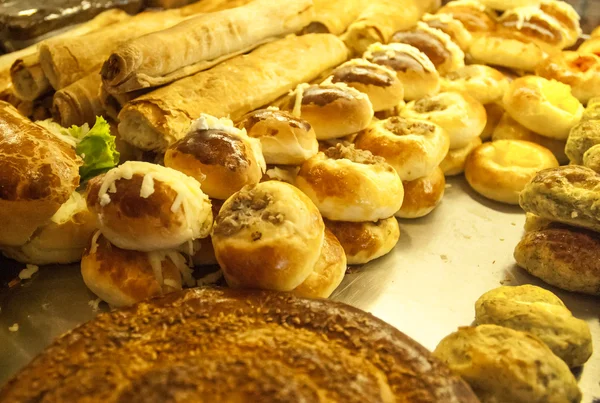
[364,42,438,75]
[499,7,567,49]
[328,59,399,90]
[436,0,498,33]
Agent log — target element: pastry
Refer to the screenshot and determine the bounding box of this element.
[498,7,569,50]
[564,119,600,164]
[479,102,503,141]
[441,65,509,105]
[436,0,497,33]
[396,167,445,219]
[421,13,473,52]
[52,71,105,127]
[301,0,369,35]
[477,0,540,11]
[539,0,581,48]
[583,144,600,173]
[440,135,481,176]
[578,37,600,58]
[582,96,600,121]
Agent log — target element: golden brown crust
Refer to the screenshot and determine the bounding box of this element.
[440,136,482,176]
[422,13,473,51]
[396,167,445,219]
[436,2,497,33]
[479,102,503,141]
[441,65,509,105]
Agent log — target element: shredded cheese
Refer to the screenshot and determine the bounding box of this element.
[140,174,155,198]
[89,231,102,255]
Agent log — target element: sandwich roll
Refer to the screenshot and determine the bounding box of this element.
[86,161,213,252]
[325,59,404,112]
[539,0,581,48]
[283,82,374,140]
[421,13,473,52]
[396,167,445,219]
[503,76,584,140]
[436,0,498,33]
[52,71,105,127]
[324,216,400,265]
[363,43,440,101]
[81,232,188,308]
[296,144,404,222]
[441,65,509,105]
[440,135,482,176]
[212,181,325,292]
[0,101,81,247]
[354,116,449,181]
[401,91,487,150]
[164,114,266,200]
[480,102,504,141]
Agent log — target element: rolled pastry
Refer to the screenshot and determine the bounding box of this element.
[302,0,369,35]
[102,0,314,94]
[99,86,148,122]
[52,71,105,127]
[118,34,348,152]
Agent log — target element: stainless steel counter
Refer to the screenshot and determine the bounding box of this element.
[0,176,599,401]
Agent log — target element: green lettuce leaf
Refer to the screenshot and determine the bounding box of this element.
[75,117,120,183]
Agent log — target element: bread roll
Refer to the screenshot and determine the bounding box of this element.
[440,136,481,176]
[503,76,584,140]
[282,82,374,140]
[480,102,503,141]
[396,167,445,219]
[390,22,465,75]
[164,114,266,200]
[325,59,404,112]
[86,161,213,252]
[296,144,404,222]
[188,199,223,267]
[0,101,81,247]
[364,43,440,101]
[355,116,449,181]
[523,212,554,232]
[10,54,50,102]
[583,96,600,121]
[292,228,346,298]
[564,120,600,164]
[475,285,593,367]
[401,91,487,150]
[212,181,325,291]
[52,71,105,127]
[434,325,581,403]
[539,0,581,48]
[578,37,600,58]
[465,140,559,205]
[583,144,600,173]
[519,165,600,233]
[436,0,497,33]
[441,65,509,105]
[324,216,400,265]
[302,0,369,35]
[421,13,473,52]
[499,7,569,50]
[81,232,187,307]
[477,0,540,11]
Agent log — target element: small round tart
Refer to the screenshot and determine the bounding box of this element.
[499,7,568,50]
[436,0,498,33]
[296,144,404,222]
[422,13,473,51]
[283,82,374,140]
[441,65,509,105]
[464,140,559,205]
[401,91,487,150]
[354,116,449,181]
[503,75,584,140]
[235,108,317,166]
[390,22,465,75]
[324,216,400,265]
[363,42,440,101]
[477,0,540,11]
[536,51,600,105]
[440,136,482,176]
[396,167,446,219]
[540,0,581,48]
[480,102,504,141]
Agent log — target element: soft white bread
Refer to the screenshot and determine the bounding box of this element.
[441,65,509,105]
[324,216,400,265]
[396,167,445,219]
[401,91,487,149]
[540,0,581,48]
[480,102,504,141]
[212,181,325,291]
[436,1,498,33]
[235,108,317,165]
[292,228,346,298]
[81,231,187,307]
[164,114,266,200]
[465,140,559,205]
[296,144,404,222]
[1,192,96,265]
[325,59,404,112]
[503,76,584,140]
[363,42,440,101]
[536,51,600,105]
[390,22,465,75]
[477,0,540,11]
[86,161,213,252]
[440,136,482,176]
[421,13,473,52]
[354,116,449,181]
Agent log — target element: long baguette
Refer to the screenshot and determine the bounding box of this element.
[118,33,349,152]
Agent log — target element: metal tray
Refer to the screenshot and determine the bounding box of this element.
[0,176,599,401]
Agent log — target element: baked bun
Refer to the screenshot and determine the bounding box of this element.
[440,135,482,176]
[579,37,600,58]
[523,212,554,232]
[354,116,449,181]
[593,26,600,38]
[436,0,498,33]
[390,22,465,75]
[363,43,440,101]
[477,0,540,11]
[583,144,600,173]
[401,91,487,149]
[475,285,593,368]
[396,167,445,219]
[514,226,600,296]
[540,0,581,48]
[465,140,559,205]
[564,119,600,164]
[503,76,584,140]
[492,112,568,164]
[235,108,317,166]
[480,102,504,141]
[212,181,325,291]
[499,7,569,50]
[422,13,473,51]
[434,325,581,403]
[81,232,189,307]
[441,65,509,105]
[324,216,400,265]
[188,199,223,267]
[86,161,213,252]
[583,96,600,121]
[282,82,374,140]
[0,101,81,247]
[296,144,404,221]
[325,59,404,112]
[519,165,600,233]
[164,114,266,200]
[292,228,346,299]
